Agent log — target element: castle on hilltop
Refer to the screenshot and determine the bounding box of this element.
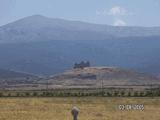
[73,61,90,69]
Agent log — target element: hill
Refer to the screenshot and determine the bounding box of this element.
[39,67,160,89]
[1,67,159,90]
[0,69,38,90]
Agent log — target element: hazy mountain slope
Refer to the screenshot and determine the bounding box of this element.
[0,15,112,43]
[0,38,160,76]
[0,15,160,43]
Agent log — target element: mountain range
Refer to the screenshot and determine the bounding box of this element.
[0,15,160,76]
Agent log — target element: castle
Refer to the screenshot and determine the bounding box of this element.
[73,61,90,69]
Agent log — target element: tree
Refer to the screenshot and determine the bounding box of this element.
[113,91,119,97]
[7,93,11,97]
[16,93,20,97]
[127,91,131,97]
[133,91,138,97]
[146,91,152,97]
[33,92,38,97]
[25,92,30,96]
[0,93,3,97]
[139,92,144,97]
[106,92,112,97]
[120,91,125,97]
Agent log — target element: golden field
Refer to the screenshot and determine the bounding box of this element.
[0,97,159,120]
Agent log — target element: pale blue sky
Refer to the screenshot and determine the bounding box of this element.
[0,0,160,26]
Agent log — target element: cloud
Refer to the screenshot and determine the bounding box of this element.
[96,6,130,26]
[113,19,126,26]
[96,6,129,16]
[108,6,127,16]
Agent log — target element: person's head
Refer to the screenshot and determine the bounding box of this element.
[71,106,79,116]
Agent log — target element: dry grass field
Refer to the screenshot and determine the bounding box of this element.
[0,97,159,120]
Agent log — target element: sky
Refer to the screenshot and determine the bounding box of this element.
[0,0,160,27]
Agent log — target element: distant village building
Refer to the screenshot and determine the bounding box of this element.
[73,61,90,69]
